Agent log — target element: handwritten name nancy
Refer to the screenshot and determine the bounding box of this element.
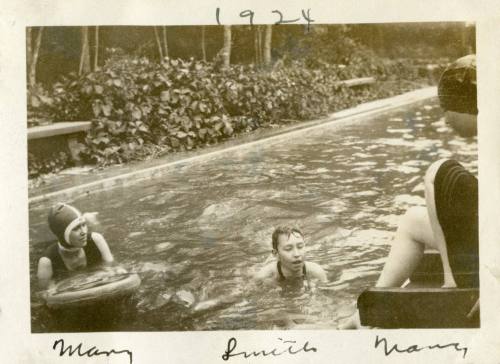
[375,335,468,359]
[222,337,317,360]
[53,339,133,364]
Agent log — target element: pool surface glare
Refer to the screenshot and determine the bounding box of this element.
[29,100,477,332]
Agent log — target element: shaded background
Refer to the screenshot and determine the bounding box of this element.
[31,23,475,86]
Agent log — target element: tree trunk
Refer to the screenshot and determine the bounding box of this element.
[263,25,272,67]
[79,26,91,75]
[376,25,386,54]
[94,26,99,70]
[462,24,473,54]
[201,26,206,61]
[153,26,163,61]
[257,26,263,67]
[27,27,43,88]
[162,26,169,58]
[254,26,260,65]
[222,25,231,69]
[26,27,33,73]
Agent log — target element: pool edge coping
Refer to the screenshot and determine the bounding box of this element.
[29,86,437,205]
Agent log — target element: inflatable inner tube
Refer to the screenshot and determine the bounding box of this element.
[45,269,141,309]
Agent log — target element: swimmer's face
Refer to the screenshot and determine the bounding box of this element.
[68,220,88,248]
[273,231,305,274]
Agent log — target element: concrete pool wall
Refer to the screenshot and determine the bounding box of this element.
[29,87,437,206]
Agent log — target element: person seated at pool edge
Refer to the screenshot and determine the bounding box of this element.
[340,158,478,328]
[37,203,114,290]
[254,226,327,285]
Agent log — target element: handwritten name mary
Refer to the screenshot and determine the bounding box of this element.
[53,338,133,364]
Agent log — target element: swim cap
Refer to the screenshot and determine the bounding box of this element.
[438,54,477,115]
[48,203,85,245]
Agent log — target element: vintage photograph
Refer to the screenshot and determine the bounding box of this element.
[27,22,478,333]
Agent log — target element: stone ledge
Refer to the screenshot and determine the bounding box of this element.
[28,121,91,140]
[338,77,376,87]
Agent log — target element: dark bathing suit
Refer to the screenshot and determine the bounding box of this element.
[277,261,311,291]
[277,261,307,281]
[434,159,478,287]
[41,233,103,277]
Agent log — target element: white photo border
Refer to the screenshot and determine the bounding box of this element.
[1,1,499,363]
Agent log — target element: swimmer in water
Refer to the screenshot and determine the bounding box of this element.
[37,203,114,290]
[254,226,327,287]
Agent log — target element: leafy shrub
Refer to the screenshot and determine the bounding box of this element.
[297,27,388,79]
[27,84,55,127]
[78,57,373,165]
[28,51,433,176]
[28,151,70,179]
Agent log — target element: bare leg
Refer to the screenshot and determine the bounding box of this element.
[424,159,457,288]
[340,160,457,329]
[339,206,435,329]
[376,206,435,287]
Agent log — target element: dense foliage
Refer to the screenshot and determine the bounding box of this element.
[28,151,69,179]
[28,49,436,177]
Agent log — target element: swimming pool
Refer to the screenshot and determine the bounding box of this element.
[29,98,477,332]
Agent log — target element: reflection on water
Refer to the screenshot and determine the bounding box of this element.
[29,99,477,332]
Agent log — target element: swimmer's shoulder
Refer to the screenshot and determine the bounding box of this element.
[90,232,114,263]
[254,262,278,282]
[305,261,327,282]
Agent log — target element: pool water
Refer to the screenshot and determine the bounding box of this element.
[29,99,477,332]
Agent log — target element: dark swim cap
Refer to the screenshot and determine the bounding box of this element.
[438,54,477,115]
[48,203,84,245]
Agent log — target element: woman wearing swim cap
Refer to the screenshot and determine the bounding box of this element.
[438,54,477,137]
[37,203,114,289]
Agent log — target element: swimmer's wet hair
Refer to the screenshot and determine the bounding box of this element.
[272,226,304,250]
